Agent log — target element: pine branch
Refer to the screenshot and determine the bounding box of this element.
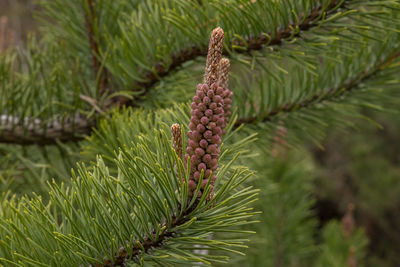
[0,29,256,265]
[0,0,348,145]
[2,0,398,146]
[234,50,400,128]
[101,203,197,266]
[1,49,397,146]
[0,114,93,145]
[110,0,347,107]
[84,0,110,97]
[105,33,231,264]
[0,124,257,266]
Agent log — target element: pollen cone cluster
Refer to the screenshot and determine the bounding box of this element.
[183,27,234,198]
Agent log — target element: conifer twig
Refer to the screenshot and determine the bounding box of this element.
[1,50,399,145]
[80,94,106,116]
[124,0,348,104]
[102,27,229,266]
[99,205,201,266]
[0,114,92,145]
[84,0,110,97]
[234,51,400,128]
[0,1,351,145]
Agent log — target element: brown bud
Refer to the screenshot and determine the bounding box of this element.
[204,27,225,86]
[342,203,355,239]
[171,123,182,160]
[218,58,230,89]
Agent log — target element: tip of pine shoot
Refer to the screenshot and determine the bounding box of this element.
[211,27,224,42]
[205,27,225,86]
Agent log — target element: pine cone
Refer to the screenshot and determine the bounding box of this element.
[185,82,226,197]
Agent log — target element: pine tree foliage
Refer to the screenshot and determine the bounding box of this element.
[1,0,400,144]
[234,151,318,267]
[0,0,400,266]
[213,146,368,267]
[0,121,258,266]
[315,220,368,267]
[313,115,400,266]
[0,142,80,196]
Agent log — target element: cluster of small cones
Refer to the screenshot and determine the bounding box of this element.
[171,27,233,198]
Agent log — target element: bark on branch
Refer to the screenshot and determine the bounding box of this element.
[0,114,93,145]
